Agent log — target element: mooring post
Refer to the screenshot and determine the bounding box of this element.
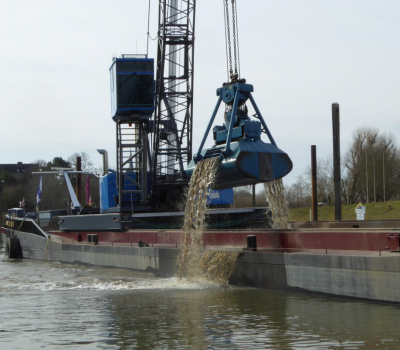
[0,181,3,226]
[311,145,318,221]
[332,103,342,221]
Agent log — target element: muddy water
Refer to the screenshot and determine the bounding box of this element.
[179,158,239,283]
[264,178,289,229]
[2,253,400,349]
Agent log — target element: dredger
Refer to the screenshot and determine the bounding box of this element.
[186,80,293,189]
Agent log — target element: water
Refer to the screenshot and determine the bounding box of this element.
[182,157,219,233]
[2,247,400,349]
[179,157,239,283]
[264,179,289,229]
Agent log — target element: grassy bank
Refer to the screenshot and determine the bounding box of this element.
[289,201,400,222]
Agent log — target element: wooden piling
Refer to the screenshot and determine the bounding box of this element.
[332,103,342,220]
[311,145,318,221]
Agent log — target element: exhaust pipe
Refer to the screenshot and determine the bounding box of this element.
[97,149,109,176]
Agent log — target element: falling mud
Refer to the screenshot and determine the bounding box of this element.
[264,178,289,229]
[178,157,239,283]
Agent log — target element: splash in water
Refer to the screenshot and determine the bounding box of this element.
[264,179,289,229]
[199,250,240,284]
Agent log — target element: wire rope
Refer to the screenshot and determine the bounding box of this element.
[234,0,241,79]
[223,0,230,82]
[146,0,151,56]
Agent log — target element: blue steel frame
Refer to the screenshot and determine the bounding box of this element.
[110,57,155,118]
[194,83,277,162]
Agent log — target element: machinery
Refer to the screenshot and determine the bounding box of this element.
[108,54,154,212]
[22,0,290,232]
[186,81,293,189]
[103,0,196,212]
[103,0,291,212]
[186,0,292,188]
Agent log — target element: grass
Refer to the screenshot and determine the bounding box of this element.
[288,200,400,221]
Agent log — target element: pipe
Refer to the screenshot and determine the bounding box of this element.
[97,149,109,176]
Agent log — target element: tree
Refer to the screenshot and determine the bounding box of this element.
[33,159,48,167]
[344,128,400,203]
[285,175,311,208]
[287,154,336,208]
[48,157,70,168]
[233,186,267,207]
[68,152,94,171]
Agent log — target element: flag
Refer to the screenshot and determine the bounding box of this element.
[85,176,90,205]
[36,176,42,204]
[89,196,92,206]
[20,197,25,208]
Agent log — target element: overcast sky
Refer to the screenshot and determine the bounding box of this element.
[1,0,399,187]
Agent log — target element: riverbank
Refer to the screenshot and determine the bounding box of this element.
[289,201,400,221]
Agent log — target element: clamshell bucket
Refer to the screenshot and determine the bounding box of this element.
[186,139,293,190]
[187,81,293,189]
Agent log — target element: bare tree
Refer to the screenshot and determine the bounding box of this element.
[32,159,48,167]
[344,127,400,203]
[285,175,311,208]
[68,152,94,171]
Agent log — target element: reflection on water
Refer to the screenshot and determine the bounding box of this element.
[1,247,400,349]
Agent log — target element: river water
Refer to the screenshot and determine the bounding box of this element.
[1,245,400,349]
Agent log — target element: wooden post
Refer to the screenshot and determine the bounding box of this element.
[252,184,256,207]
[332,103,342,220]
[0,181,3,225]
[311,145,318,221]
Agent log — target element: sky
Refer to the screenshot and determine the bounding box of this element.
[1,0,399,187]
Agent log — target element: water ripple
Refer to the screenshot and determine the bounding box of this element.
[1,251,400,349]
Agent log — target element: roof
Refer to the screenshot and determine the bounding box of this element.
[0,163,37,174]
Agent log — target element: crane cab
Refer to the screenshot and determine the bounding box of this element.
[110,56,154,121]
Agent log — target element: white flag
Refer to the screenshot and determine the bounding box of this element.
[36,176,42,204]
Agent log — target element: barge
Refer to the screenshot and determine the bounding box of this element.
[3,215,400,304]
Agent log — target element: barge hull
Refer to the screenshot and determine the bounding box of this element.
[3,227,400,303]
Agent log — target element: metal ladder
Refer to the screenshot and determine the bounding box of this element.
[116,121,149,208]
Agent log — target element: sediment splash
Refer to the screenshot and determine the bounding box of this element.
[200,250,240,284]
[264,178,289,229]
[182,157,219,232]
[178,157,239,283]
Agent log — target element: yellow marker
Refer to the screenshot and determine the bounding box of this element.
[5,221,14,228]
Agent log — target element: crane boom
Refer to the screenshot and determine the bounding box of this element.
[152,0,196,196]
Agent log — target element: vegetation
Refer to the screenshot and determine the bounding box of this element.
[286,127,400,207]
[288,201,400,222]
[1,153,99,214]
[233,186,266,207]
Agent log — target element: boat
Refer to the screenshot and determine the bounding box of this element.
[3,210,400,303]
[4,1,400,305]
